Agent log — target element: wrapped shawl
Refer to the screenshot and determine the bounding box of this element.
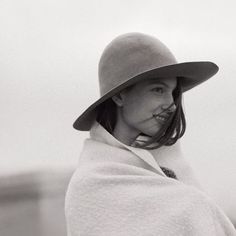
[65,121,236,236]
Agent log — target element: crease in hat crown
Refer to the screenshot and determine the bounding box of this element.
[73,32,219,131]
[98,32,178,96]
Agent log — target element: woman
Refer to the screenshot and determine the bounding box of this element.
[65,33,236,235]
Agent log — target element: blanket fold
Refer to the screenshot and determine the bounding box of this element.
[65,121,236,236]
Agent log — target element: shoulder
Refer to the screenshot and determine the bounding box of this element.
[65,164,223,236]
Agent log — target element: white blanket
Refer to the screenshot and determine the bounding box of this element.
[65,121,236,236]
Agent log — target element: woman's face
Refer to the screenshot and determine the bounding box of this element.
[112,77,177,145]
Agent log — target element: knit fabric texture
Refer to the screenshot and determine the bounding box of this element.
[65,121,236,236]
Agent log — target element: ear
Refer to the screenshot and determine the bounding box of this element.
[111,92,124,107]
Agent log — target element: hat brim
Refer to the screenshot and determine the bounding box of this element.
[73,61,219,131]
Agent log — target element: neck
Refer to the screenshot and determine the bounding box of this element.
[112,121,140,146]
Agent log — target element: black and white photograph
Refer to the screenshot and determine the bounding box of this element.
[1,1,236,235]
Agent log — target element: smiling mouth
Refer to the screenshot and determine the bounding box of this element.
[153,114,168,122]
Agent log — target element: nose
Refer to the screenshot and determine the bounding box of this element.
[161,102,176,114]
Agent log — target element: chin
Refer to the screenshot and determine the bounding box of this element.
[141,128,161,137]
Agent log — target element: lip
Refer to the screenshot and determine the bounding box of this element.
[153,114,168,123]
[153,114,169,120]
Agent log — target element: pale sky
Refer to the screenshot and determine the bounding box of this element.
[1,0,236,222]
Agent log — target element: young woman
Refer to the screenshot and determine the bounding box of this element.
[65,33,236,235]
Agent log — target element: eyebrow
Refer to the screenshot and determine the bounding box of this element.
[148,81,177,90]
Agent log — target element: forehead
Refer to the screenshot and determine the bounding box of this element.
[135,77,177,90]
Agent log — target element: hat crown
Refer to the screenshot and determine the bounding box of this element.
[98,32,177,96]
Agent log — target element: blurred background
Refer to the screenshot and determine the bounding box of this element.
[0,0,235,235]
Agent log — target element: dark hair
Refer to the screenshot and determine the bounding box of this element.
[96,77,186,150]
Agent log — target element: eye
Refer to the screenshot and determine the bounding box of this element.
[151,87,164,93]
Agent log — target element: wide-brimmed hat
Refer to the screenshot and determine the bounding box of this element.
[73,32,219,131]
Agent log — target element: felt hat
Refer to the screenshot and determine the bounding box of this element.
[73,32,219,131]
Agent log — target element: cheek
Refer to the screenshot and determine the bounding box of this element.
[122,97,143,120]
[122,103,140,121]
[123,98,151,122]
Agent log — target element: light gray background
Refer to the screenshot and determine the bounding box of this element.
[1,0,235,223]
